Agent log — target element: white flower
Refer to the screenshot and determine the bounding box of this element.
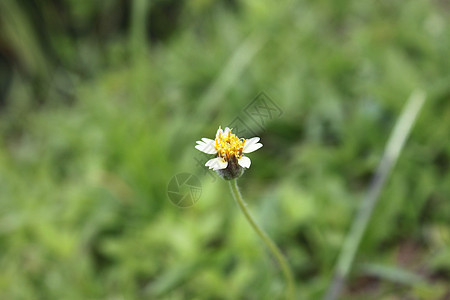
[195,127,263,176]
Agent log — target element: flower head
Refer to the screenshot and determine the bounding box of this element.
[195,126,263,180]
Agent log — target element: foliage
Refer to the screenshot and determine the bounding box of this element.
[0,0,449,299]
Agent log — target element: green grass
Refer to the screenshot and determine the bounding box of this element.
[0,0,449,299]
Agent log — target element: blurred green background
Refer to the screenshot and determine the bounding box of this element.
[0,0,449,299]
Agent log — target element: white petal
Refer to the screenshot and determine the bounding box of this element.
[238,156,251,168]
[245,137,260,144]
[195,141,216,154]
[243,137,263,153]
[202,138,215,144]
[205,157,228,170]
[243,143,263,153]
[223,127,231,135]
[216,127,223,137]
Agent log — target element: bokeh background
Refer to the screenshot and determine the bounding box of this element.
[0,0,449,299]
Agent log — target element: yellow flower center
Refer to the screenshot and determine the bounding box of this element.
[215,128,245,161]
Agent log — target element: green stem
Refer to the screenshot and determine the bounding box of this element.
[228,179,295,300]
